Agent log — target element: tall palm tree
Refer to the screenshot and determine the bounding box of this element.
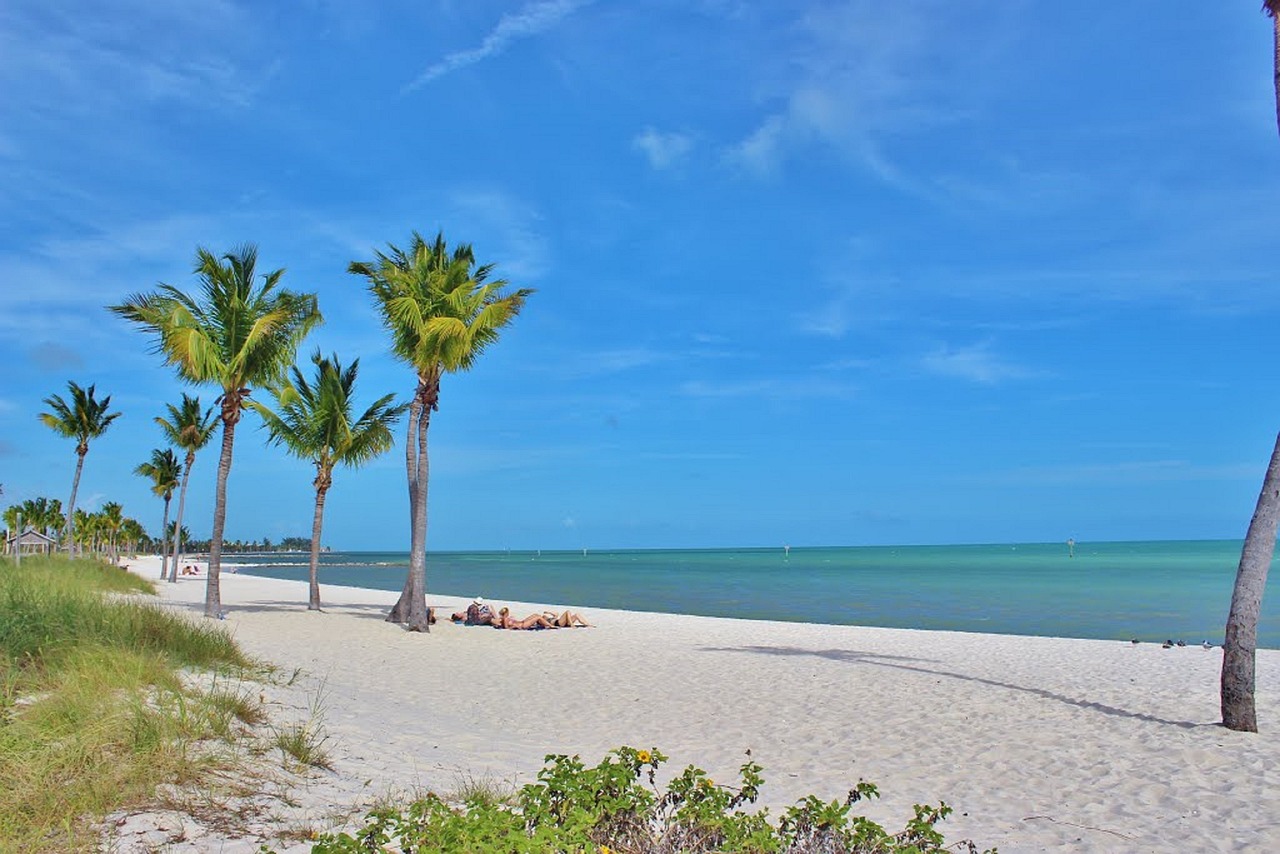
[39,382,122,554]
[135,448,182,579]
[1221,4,1280,733]
[110,244,321,617]
[253,351,405,610]
[349,231,532,631]
[155,395,217,583]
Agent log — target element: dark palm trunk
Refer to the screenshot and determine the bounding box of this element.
[387,392,423,623]
[158,495,172,579]
[65,448,86,555]
[1272,6,1280,140]
[1222,432,1280,732]
[206,412,238,619]
[308,468,332,611]
[170,457,194,583]
[404,393,433,632]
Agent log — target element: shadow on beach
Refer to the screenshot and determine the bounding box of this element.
[702,644,1206,730]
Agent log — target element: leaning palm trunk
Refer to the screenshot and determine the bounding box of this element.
[169,458,194,583]
[387,393,423,623]
[389,381,434,631]
[65,449,86,555]
[307,469,332,611]
[1222,432,1280,732]
[158,495,172,579]
[205,412,238,618]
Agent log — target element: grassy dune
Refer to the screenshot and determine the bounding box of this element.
[0,555,257,851]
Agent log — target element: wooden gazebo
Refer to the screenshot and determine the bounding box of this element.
[5,528,57,555]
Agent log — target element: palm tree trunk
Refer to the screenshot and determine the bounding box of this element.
[308,473,331,611]
[206,415,238,619]
[387,394,423,623]
[65,450,86,555]
[404,398,433,632]
[169,460,193,584]
[1222,432,1280,732]
[159,495,172,579]
[1272,5,1280,140]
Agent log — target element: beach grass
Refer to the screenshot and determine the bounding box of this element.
[0,554,257,851]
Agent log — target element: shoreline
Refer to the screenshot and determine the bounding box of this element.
[122,555,1280,853]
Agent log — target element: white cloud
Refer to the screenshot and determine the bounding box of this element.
[919,341,1038,385]
[448,189,549,280]
[403,0,594,92]
[632,127,694,170]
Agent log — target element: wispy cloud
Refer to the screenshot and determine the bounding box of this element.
[985,460,1259,487]
[632,127,694,170]
[448,189,549,280]
[679,377,856,400]
[403,0,593,92]
[919,341,1038,385]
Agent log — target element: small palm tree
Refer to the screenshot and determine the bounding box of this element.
[349,231,532,630]
[100,501,124,564]
[111,245,321,617]
[135,448,182,579]
[253,351,405,610]
[39,382,122,554]
[155,395,217,583]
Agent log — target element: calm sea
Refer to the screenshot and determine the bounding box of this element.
[222,540,1280,648]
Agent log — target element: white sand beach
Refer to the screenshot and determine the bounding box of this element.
[119,556,1280,853]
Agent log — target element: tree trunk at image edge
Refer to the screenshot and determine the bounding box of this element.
[169,459,194,583]
[1222,432,1280,732]
[308,471,331,611]
[205,416,238,619]
[159,495,172,580]
[65,449,86,555]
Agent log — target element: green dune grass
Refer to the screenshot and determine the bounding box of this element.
[0,555,257,851]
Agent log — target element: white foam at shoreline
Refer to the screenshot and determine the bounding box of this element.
[122,555,1280,853]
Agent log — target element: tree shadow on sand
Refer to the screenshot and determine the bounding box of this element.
[701,644,1207,730]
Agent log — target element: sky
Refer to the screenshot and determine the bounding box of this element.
[1,1,1279,552]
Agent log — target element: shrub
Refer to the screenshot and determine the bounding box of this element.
[307,747,994,853]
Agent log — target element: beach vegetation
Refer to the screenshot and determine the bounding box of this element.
[38,381,123,554]
[348,231,532,631]
[134,447,182,581]
[305,746,993,854]
[0,554,258,851]
[110,244,322,619]
[252,350,406,610]
[154,393,218,583]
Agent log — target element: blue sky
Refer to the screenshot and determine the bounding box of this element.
[1,1,1278,551]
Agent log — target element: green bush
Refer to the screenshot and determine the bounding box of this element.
[308,747,994,853]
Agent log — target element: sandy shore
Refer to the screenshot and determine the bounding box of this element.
[120,556,1280,853]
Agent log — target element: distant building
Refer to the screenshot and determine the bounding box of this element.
[5,527,58,555]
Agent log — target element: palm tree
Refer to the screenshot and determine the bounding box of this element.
[135,448,182,579]
[1221,4,1280,732]
[39,382,122,554]
[110,244,321,618]
[253,351,405,610]
[155,395,217,583]
[349,231,532,630]
[100,501,124,564]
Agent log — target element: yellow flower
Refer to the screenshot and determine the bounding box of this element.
[600,847,613,854]
[700,778,714,789]
[636,750,652,764]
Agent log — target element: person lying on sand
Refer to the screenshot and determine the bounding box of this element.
[494,606,556,630]
[542,609,591,627]
[451,597,496,626]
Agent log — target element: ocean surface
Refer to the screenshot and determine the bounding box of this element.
[222,540,1280,648]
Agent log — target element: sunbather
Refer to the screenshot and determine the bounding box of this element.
[494,606,556,630]
[542,609,591,627]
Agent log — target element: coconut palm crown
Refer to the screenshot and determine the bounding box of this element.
[39,381,122,552]
[253,350,405,610]
[348,231,532,630]
[110,244,321,617]
[134,448,182,579]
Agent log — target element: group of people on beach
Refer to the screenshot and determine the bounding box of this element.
[448,597,591,630]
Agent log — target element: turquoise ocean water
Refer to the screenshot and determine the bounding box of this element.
[222,540,1280,648]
